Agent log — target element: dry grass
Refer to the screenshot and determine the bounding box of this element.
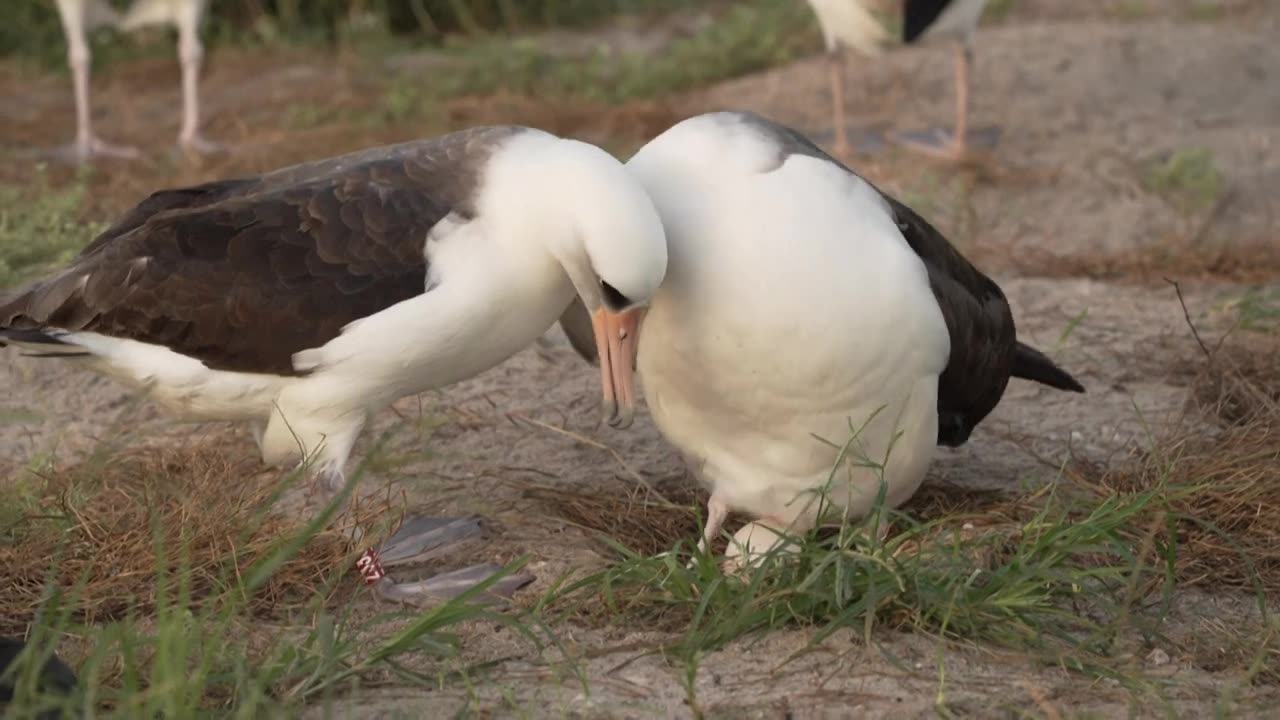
[1078,331,1280,596]
[1006,237,1280,285]
[539,317,1280,609]
[0,436,399,635]
[525,474,708,557]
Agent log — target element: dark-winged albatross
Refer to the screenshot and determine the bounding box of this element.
[558,111,1082,564]
[51,0,222,160]
[1,125,667,592]
[0,636,77,718]
[896,0,993,158]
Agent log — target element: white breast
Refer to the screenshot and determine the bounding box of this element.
[631,134,950,531]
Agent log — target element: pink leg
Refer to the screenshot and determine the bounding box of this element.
[828,48,851,159]
[895,42,972,161]
[696,493,730,555]
[53,0,139,162]
[175,6,226,155]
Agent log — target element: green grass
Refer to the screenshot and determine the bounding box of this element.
[550,485,1179,678]
[374,0,816,106]
[1,440,539,718]
[1225,286,1280,333]
[539,412,1277,711]
[983,0,1022,23]
[1,0,738,70]
[5,415,1276,715]
[1141,147,1225,214]
[0,167,106,291]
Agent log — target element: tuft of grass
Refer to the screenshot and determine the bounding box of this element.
[0,429,539,716]
[1185,1,1226,22]
[0,167,106,291]
[384,0,816,105]
[1141,147,1225,214]
[546,476,1181,682]
[1113,1,1154,19]
[1225,286,1280,333]
[540,322,1280,690]
[984,0,1022,22]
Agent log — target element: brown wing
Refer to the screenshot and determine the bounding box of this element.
[0,126,527,375]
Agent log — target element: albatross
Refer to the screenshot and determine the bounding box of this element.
[0,125,666,593]
[800,0,995,160]
[50,0,222,160]
[559,111,1083,563]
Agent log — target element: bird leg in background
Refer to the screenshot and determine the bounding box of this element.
[895,42,975,160]
[828,46,851,159]
[176,14,225,155]
[53,0,140,161]
[952,41,972,156]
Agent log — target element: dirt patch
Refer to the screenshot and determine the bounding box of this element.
[687,17,1280,281]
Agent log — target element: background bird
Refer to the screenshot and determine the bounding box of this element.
[50,0,222,161]
[803,0,893,158]
[897,0,994,158]
[802,0,995,160]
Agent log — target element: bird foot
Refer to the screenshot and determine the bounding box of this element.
[178,134,231,156]
[299,466,351,517]
[891,126,1001,161]
[720,519,804,575]
[357,514,535,606]
[49,136,141,163]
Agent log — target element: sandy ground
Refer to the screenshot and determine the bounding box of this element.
[2,1,1279,716]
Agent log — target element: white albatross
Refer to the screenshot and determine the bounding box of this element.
[51,0,222,160]
[559,111,1084,563]
[0,125,667,598]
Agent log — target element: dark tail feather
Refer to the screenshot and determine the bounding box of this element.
[0,328,91,358]
[0,328,71,346]
[1012,342,1085,393]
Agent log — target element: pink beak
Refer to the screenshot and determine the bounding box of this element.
[591,307,644,429]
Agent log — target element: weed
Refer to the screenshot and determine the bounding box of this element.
[0,167,105,291]
[984,0,1022,22]
[0,431,538,716]
[1225,287,1280,333]
[1141,147,1224,214]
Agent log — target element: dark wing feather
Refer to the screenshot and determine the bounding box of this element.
[903,0,951,43]
[701,112,1085,445]
[877,195,1017,446]
[0,126,526,375]
[0,636,78,703]
[557,297,598,366]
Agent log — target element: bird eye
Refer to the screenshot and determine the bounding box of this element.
[600,279,630,311]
